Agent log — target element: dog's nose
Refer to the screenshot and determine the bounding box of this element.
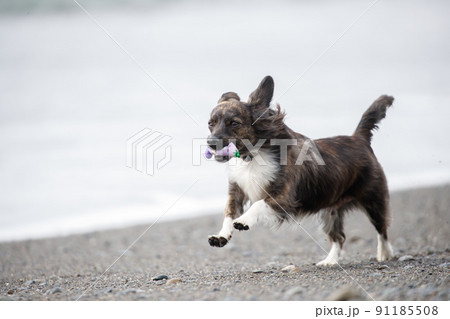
[207,136,223,150]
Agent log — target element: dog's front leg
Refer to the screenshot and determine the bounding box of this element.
[233,198,282,231]
[208,183,245,247]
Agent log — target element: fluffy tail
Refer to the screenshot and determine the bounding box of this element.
[354,95,394,143]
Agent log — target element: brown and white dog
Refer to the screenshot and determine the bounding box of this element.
[207,76,394,265]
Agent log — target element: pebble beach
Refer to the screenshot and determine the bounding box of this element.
[0,185,448,301]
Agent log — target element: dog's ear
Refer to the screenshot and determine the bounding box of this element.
[247,76,274,108]
[218,92,240,103]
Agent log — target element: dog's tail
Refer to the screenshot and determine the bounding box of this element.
[354,95,394,143]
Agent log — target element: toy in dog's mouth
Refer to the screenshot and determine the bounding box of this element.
[205,142,240,162]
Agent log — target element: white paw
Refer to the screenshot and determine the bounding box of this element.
[377,235,393,262]
[316,257,339,266]
[377,244,393,261]
[317,242,341,266]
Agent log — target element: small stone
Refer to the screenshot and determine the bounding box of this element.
[167,278,182,284]
[283,287,303,300]
[378,287,399,299]
[115,288,145,296]
[281,265,300,273]
[152,275,168,281]
[377,265,389,270]
[327,286,366,301]
[438,262,450,268]
[398,255,414,262]
[24,280,36,286]
[368,272,382,277]
[121,288,137,294]
[252,269,265,274]
[403,265,414,270]
[46,287,62,295]
[100,288,113,294]
[7,289,14,295]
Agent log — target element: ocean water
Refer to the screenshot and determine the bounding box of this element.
[0,0,449,241]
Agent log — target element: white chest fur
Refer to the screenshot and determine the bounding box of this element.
[227,150,279,203]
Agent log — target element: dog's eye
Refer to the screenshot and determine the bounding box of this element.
[231,121,240,128]
[208,121,214,127]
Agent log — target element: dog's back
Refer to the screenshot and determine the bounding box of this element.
[301,95,395,212]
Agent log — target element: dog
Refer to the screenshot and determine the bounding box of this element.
[206,75,394,265]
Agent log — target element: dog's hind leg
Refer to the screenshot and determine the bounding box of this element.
[376,232,393,262]
[359,192,393,261]
[316,208,346,266]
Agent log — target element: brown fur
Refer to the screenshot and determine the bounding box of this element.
[207,76,394,250]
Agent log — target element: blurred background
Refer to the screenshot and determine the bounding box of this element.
[0,0,449,241]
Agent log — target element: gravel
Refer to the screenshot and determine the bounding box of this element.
[0,185,448,300]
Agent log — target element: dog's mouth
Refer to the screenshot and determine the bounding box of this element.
[213,155,231,163]
[205,142,240,163]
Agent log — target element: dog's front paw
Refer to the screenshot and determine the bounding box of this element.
[208,235,229,247]
[233,222,249,231]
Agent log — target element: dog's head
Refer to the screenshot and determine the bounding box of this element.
[207,76,276,162]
